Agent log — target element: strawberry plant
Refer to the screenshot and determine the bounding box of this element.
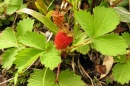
[0,0,130,86]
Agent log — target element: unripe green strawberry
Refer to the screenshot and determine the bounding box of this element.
[54,31,73,49]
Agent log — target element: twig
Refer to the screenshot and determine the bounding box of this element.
[12,13,18,28]
[78,58,96,86]
[0,78,13,85]
[55,64,61,83]
[110,0,122,7]
[23,61,35,72]
[69,38,91,50]
[100,81,107,85]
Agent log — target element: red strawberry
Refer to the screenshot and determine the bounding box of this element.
[54,31,73,49]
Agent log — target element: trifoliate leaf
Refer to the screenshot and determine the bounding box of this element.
[16,18,34,36]
[19,32,46,50]
[114,55,126,63]
[75,6,120,38]
[40,42,61,70]
[112,59,130,84]
[2,48,19,69]
[92,33,127,56]
[28,69,85,86]
[14,48,43,73]
[93,6,120,37]
[0,27,18,49]
[122,32,130,46]
[28,68,57,86]
[75,10,94,37]
[58,70,85,86]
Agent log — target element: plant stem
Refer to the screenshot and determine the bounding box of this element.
[43,68,48,86]
[12,13,17,28]
[110,0,122,7]
[55,64,60,83]
[47,0,54,10]
[69,38,91,50]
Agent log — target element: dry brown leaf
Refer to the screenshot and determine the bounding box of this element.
[100,56,114,79]
[95,65,106,74]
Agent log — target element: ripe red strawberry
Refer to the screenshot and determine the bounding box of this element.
[54,31,73,49]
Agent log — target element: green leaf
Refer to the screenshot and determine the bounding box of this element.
[58,70,85,86]
[117,0,128,7]
[114,55,126,63]
[72,32,90,54]
[46,11,53,19]
[6,0,23,14]
[19,32,46,50]
[16,18,34,36]
[35,0,47,14]
[28,69,85,86]
[4,0,11,4]
[75,6,120,38]
[40,42,61,70]
[6,5,19,14]
[28,69,56,86]
[114,7,130,23]
[0,27,18,49]
[17,8,58,34]
[99,0,109,7]
[122,32,130,46]
[92,33,127,56]
[93,6,119,37]
[14,48,43,73]
[75,10,94,37]
[112,59,130,84]
[2,48,19,69]
[73,32,87,45]
[10,0,23,6]
[76,44,90,55]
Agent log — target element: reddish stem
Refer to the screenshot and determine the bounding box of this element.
[110,0,122,7]
[55,64,61,83]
